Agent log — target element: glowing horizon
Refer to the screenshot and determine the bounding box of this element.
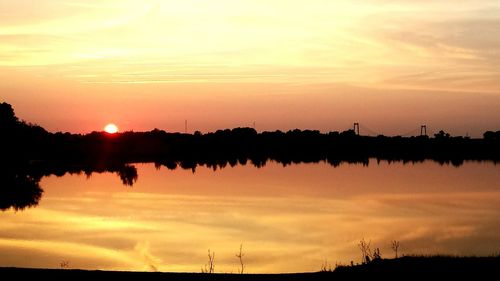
[1,0,500,136]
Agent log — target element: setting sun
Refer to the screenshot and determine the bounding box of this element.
[104,123,119,134]
[2,0,500,277]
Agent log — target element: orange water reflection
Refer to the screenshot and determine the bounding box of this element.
[1,161,500,273]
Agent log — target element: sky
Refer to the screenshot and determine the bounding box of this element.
[1,0,500,136]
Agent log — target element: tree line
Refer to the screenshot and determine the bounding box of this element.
[2,102,500,169]
[2,101,500,211]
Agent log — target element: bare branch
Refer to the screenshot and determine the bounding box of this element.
[391,240,400,259]
[358,238,372,264]
[201,249,215,274]
[235,243,245,274]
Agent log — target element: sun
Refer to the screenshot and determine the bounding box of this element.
[104,123,119,134]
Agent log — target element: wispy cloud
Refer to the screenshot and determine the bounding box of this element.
[135,241,161,272]
[1,0,499,91]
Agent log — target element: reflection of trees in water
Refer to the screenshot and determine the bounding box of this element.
[118,165,138,186]
[80,164,138,186]
[0,170,43,211]
[0,154,498,213]
[0,163,138,212]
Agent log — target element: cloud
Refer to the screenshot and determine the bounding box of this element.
[1,0,499,92]
[134,241,161,272]
[351,4,500,91]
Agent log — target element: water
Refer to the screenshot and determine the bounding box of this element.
[1,161,500,273]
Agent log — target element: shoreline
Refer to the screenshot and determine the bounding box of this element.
[3,256,500,279]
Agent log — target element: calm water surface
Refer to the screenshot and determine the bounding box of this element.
[1,161,500,273]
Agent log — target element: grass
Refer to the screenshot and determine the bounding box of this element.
[335,255,500,276]
[2,256,500,280]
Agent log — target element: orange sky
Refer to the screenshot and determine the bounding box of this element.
[1,0,500,136]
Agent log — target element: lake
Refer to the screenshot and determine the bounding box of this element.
[1,160,500,273]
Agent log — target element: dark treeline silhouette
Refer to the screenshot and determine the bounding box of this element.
[2,102,500,168]
[2,101,500,210]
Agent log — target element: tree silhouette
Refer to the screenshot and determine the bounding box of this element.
[118,165,138,186]
[0,102,18,127]
[0,169,43,211]
[434,130,450,139]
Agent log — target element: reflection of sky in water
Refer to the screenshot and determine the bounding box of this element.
[1,161,500,273]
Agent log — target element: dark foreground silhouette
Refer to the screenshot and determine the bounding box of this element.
[2,101,500,211]
[2,102,500,169]
[0,161,137,211]
[1,256,500,280]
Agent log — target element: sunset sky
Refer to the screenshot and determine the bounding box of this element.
[1,0,500,136]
